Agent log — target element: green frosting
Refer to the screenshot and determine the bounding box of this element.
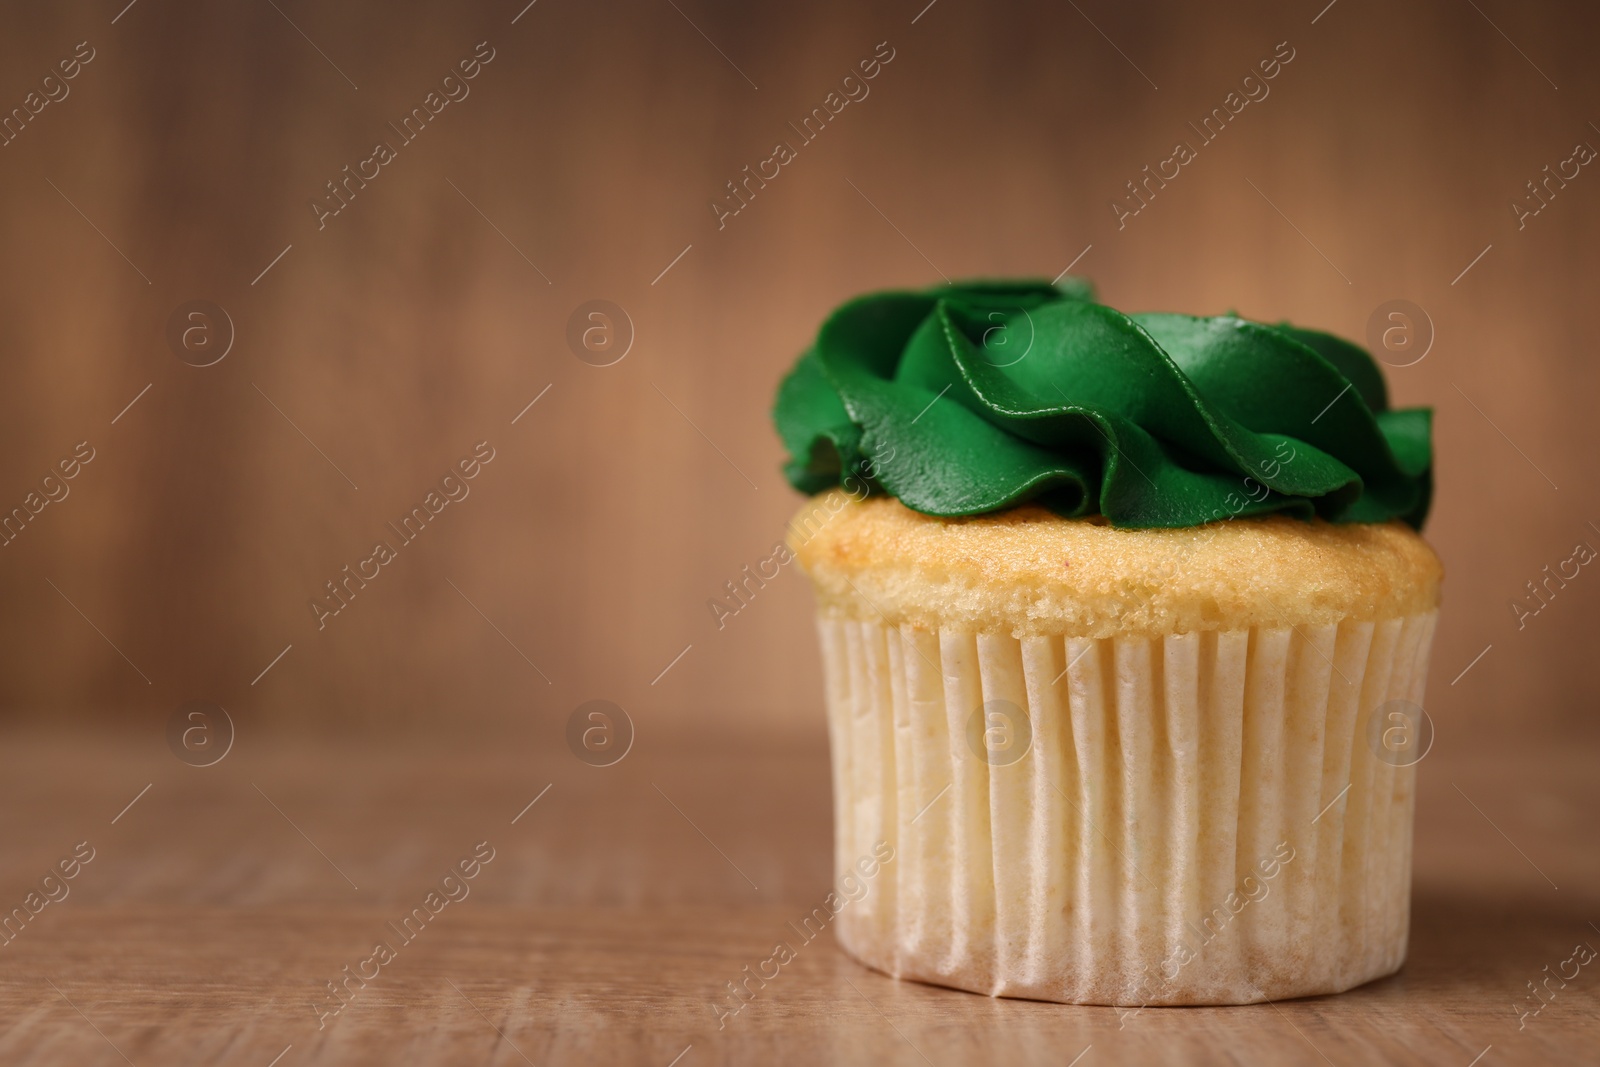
[773,280,1432,529]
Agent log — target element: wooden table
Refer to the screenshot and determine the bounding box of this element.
[0,728,1593,1065]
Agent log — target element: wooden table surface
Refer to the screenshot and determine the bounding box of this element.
[0,727,1594,1066]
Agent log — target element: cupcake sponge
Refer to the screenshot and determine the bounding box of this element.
[790,492,1442,640]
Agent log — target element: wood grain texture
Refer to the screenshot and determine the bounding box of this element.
[0,0,1594,747]
[0,731,1593,1065]
[1,3,1597,1061]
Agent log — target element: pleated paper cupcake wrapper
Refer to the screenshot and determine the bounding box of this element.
[817,612,1438,1006]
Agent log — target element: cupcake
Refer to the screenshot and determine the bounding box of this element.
[773,280,1439,1006]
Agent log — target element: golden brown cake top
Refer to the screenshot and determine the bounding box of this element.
[788,492,1442,639]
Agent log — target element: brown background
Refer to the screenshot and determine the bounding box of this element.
[2,2,1598,1064]
[0,0,1595,750]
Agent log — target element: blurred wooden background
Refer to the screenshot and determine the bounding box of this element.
[0,0,1595,749]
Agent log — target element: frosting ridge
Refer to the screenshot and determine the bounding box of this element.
[773,280,1432,529]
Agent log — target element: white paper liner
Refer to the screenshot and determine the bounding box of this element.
[818,612,1438,1005]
